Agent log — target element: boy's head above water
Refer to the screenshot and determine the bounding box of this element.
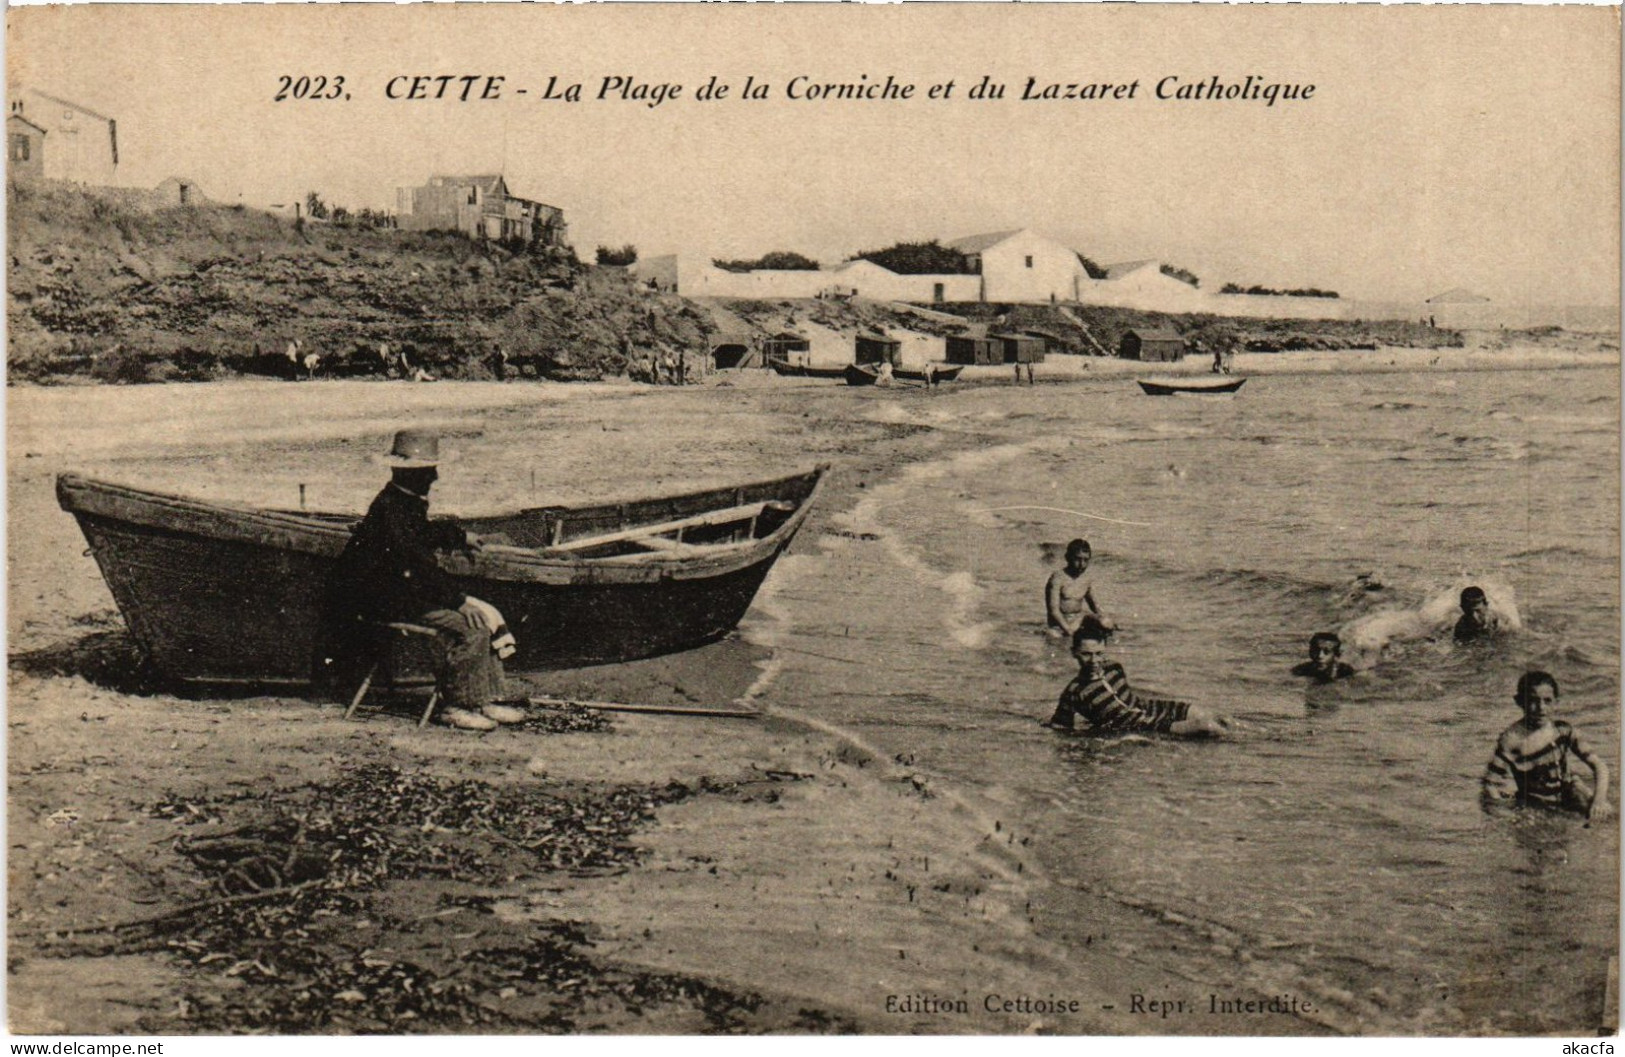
[1459,586,1491,623]
[1514,670,1558,720]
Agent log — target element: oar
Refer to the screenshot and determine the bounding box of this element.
[528,696,761,719]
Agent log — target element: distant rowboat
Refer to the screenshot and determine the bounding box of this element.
[1138,376,1247,396]
[57,466,827,686]
[895,363,963,384]
[767,358,847,380]
[844,363,963,387]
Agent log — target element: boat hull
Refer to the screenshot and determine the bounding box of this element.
[58,467,825,685]
[768,358,847,379]
[1138,377,1247,395]
[845,363,963,386]
[894,364,964,384]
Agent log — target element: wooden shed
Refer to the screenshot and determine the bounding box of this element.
[855,333,902,367]
[761,331,811,364]
[993,332,1047,364]
[1120,328,1186,362]
[945,336,1003,366]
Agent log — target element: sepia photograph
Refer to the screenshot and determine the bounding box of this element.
[5,3,1620,1041]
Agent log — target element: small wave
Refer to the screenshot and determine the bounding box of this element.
[1507,543,1602,562]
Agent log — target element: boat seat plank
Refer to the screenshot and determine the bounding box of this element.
[546,500,794,553]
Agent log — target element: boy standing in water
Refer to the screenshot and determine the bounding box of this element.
[1453,586,1501,644]
[1482,671,1611,820]
[1045,539,1115,638]
[1291,632,1355,682]
[1047,618,1229,737]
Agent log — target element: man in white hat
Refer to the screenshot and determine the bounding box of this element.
[323,429,524,731]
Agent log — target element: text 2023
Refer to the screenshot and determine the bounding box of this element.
[274,76,349,101]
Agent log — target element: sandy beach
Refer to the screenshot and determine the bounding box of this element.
[8,338,1617,1035]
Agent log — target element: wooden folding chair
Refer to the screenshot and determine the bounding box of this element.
[343,621,443,729]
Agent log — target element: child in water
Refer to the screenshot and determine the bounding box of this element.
[1045,539,1115,638]
[1482,671,1611,820]
[1047,617,1228,737]
[1453,586,1501,644]
[1291,632,1355,682]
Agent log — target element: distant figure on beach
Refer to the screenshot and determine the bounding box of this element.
[1291,632,1355,682]
[1047,618,1228,737]
[1045,538,1113,638]
[321,430,524,733]
[1453,586,1502,644]
[1482,671,1610,820]
[876,361,895,387]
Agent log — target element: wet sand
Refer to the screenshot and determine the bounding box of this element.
[7,342,1614,1035]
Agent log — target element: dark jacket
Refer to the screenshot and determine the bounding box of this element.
[328,482,470,624]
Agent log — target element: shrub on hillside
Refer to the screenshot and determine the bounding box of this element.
[712,250,820,272]
[850,240,972,275]
[596,244,639,266]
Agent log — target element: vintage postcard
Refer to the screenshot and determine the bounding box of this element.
[6,3,1619,1045]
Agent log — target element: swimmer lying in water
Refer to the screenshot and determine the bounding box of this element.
[1046,618,1228,738]
[1482,671,1611,820]
[1045,539,1116,638]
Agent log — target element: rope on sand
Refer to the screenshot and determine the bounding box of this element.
[975,505,1152,528]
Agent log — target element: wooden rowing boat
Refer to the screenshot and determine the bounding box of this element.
[1138,376,1247,396]
[57,466,827,686]
[845,363,963,387]
[767,358,847,380]
[894,363,963,384]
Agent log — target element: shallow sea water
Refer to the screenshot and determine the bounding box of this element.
[746,366,1619,1035]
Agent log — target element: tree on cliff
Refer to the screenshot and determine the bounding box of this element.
[1220,282,1340,299]
[712,250,821,272]
[1160,263,1200,288]
[595,244,639,266]
[850,240,972,275]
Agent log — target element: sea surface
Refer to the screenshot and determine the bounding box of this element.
[745,366,1620,1035]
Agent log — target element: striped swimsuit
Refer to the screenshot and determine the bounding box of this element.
[1051,662,1192,734]
[1484,720,1589,811]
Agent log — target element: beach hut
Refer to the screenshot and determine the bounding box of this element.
[762,331,811,365]
[1119,328,1186,362]
[945,335,1003,365]
[993,332,1047,365]
[855,333,902,367]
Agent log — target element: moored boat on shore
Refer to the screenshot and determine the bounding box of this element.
[57,466,827,685]
[768,358,848,380]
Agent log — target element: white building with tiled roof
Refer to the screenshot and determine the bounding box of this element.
[1088,259,1210,312]
[947,228,1088,303]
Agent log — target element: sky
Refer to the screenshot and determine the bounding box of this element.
[7,4,1621,305]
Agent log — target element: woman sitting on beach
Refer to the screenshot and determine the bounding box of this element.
[1046,617,1229,737]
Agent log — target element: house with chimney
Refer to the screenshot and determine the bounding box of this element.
[7,86,118,185]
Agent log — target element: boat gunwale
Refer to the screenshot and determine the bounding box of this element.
[57,465,829,584]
